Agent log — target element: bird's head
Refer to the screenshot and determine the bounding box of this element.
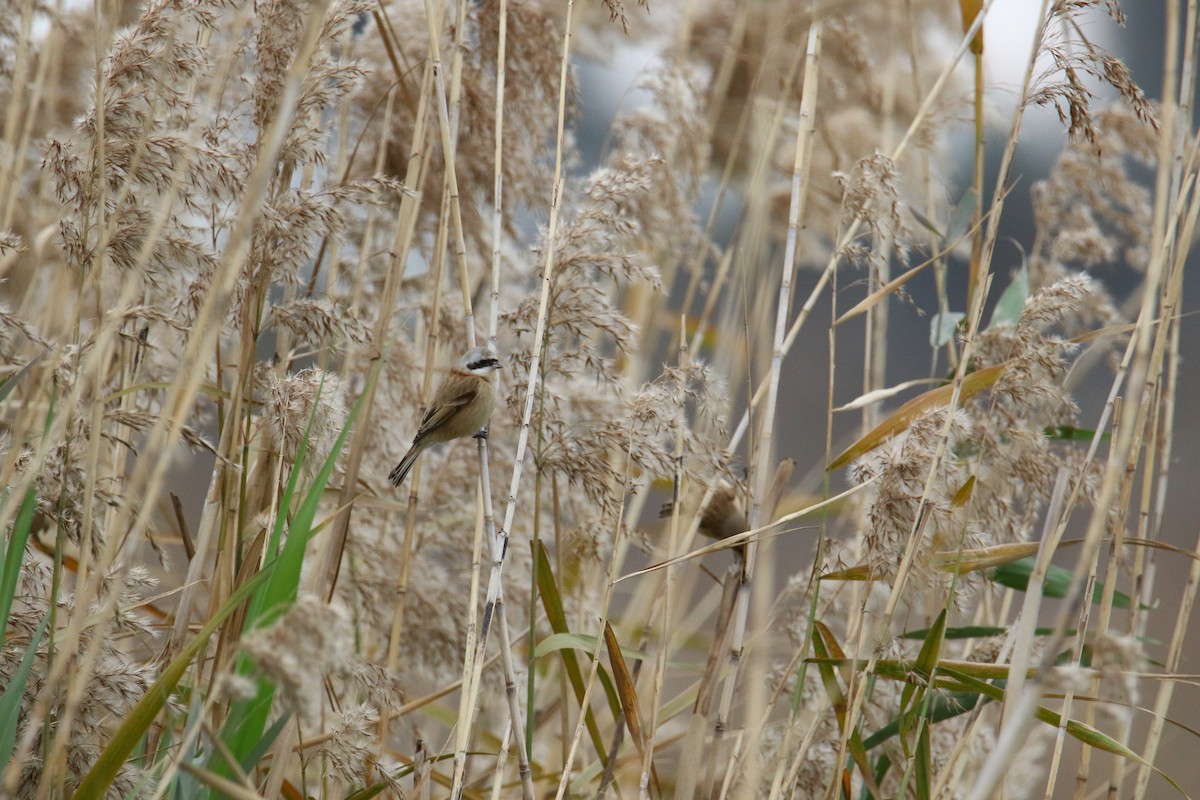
[459,346,502,376]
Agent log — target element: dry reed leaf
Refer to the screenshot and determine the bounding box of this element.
[827,363,1006,470]
[822,542,1041,582]
[950,474,976,507]
[603,623,654,777]
[833,377,942,412]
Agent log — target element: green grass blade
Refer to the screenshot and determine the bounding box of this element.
[344,783,390,800]
[862,690,991,750]
[990,558,1135,609]
[901,625,1054,640]
[811,622,849,722]
[938,667,1187,795]
[895,609,948,760]
[0,611,51,770]
[534,541,611,765]
[162,692,207,800]
[902,609,947,717]
[914,718,932,800]
[811,622,880,797]
[0,365,52,644]
[534,632,653,663]
[1043,425,1110,442]
[221,375,366,771]
[238,711,292,774]
[534,632,605,659]
[0,353,44,404]
[985,263,1028,329]
[0,485,38,645]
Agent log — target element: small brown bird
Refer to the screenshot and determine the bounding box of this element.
[658,459,796,545]
[660,482,747,540]
[388,346,502,487]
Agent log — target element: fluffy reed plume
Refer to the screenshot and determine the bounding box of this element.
[0,0,1193,797]
[0,560,159,796]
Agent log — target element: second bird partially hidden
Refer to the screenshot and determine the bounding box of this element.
[388,346,502,488]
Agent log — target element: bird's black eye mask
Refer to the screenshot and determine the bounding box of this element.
[469,357,501,370]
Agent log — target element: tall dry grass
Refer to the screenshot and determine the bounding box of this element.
[0,0,1195,797]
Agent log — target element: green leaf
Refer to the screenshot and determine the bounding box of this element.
[164,694,207,800]
[239,711,292,774]
[0,353,44,405]
[0,485,38,645]
[345,783,391,800]
[0,612,50,770]
[938,667,1187,794]
[1044,425,1110,442]
[908,206,945,240]
[910,189,978,244]
[866,754,893,800]
[534,542,611,765]
[901,625,1053,640]
[862,689,993,750]
[535,632,648,663]
[914,715,932,800]
[534,632,603,660]
[913,611,947,682]
[221,372,367,773]
[986,263,1028,329]
[893,611,947,783]
[946,188,979,243]
[811,622,880,797]
[990,558,1135,609]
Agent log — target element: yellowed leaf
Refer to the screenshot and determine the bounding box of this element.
[827,364,1006,471]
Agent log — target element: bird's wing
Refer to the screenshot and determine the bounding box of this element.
[413,384,479,442]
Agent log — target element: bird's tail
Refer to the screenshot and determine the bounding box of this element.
[388,445,422,487]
